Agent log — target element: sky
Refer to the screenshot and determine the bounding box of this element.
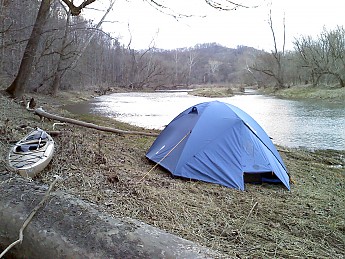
[82,0,345,51]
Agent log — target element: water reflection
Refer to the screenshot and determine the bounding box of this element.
[67,91,345,150]
[91,92,210,129]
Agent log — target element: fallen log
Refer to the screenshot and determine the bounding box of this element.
[34,107,159,137]
[0,172,222,258]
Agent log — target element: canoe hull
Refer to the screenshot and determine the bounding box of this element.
[8,128,55,178]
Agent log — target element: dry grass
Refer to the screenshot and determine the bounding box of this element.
[0,90,344,258]
[260,85,345,102]
[189,84,245,98]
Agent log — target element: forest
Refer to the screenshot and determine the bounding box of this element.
[1,0,344,98]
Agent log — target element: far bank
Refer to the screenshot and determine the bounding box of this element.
[257,84,345,102]
[63,88,344,150]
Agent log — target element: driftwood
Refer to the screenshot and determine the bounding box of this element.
[34,108,159,137]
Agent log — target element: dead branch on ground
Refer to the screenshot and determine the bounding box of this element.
[34,108,159,137]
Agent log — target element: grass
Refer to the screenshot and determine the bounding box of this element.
[261,84,345,101]
[190,87,234,97]
[189,84,245,98]
[0,89,344,258]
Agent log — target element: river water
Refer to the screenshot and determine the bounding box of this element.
[66,90,345,150]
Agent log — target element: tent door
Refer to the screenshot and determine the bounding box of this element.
[244,172,281,184]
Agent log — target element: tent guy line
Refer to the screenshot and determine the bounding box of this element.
[138,130,191,183]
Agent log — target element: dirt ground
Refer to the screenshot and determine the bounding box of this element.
[0,89,344,258]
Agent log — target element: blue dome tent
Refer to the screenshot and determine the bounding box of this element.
[146,101,290,191]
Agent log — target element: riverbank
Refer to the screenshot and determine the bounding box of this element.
[188,85,244,98]
[259,84,345,102]
[188,84,345,102]
[0,89,344,258]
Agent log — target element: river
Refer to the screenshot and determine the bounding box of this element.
[65,90,345,150]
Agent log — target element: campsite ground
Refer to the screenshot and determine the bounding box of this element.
[0,86,344,258]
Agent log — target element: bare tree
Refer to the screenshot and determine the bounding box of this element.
[204,0,256,10]
[208,60,221,83]
[50,0,115,96]
[251,9,286,88]
[2,0,263,98]
[5,0,96,98]
[49,3,72,96]
[268,8,285,87]
[186,49,198,86]
[294,26,345,88]
[173,50,179,85]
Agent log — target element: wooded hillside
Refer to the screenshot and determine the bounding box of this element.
[1,1,344,97]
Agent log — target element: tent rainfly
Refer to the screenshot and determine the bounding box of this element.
[146,101,290,191]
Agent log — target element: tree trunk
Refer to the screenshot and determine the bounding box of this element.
[6,0,52,98]
[50,10,71,96]
[0,173,220,259]
[67,0,115,71]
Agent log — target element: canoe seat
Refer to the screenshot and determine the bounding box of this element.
[15,142,46,152]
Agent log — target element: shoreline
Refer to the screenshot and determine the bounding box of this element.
[257,85,345,102]
[65,87,344,152]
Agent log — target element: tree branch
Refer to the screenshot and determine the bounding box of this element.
[204,0,252,10]
[60,0,96,15]
[34,108,159,137]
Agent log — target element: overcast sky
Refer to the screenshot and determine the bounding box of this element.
[83,0,345,51]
